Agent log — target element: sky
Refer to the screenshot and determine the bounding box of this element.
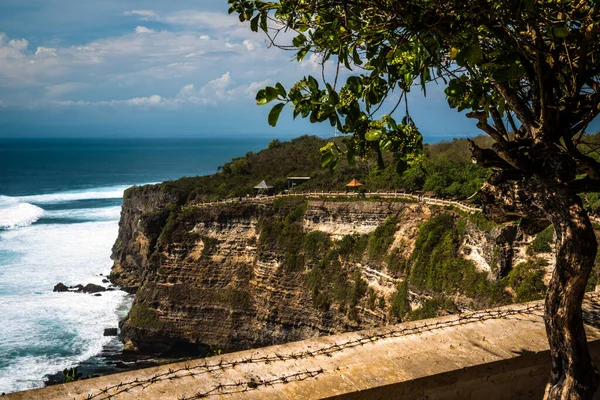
[0,1,549,139]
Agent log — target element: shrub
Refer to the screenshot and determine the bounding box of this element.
[408,214,510,307]
[390,280,410,320]
[386,248,407,277]
[468,212,498,232]
[528,225,554,254]
[337,233,368,262]
[506,261,545,302]
[367,217,400,262]
[409,298,442,321]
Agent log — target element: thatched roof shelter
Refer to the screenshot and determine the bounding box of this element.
[254,180,274,190]
[345,179,363,188]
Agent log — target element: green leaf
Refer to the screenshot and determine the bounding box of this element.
[455,48,467,67]
[310,108,320,123]
[550,24,569,39]
[385,115,398,131]
[365,128,383,141]
[250,15,259,32]
[320,142,335,152]
[292,34,307,47]
[297,47,309,61]
[346,146,356,165]
[307,75,319,91]
[268,103,285,127]
[396,158,408,175]
[265,86,280,102]
[328,158,338,171]
[275,83,287,97]
[260,13,268,32]
[320,150,334,167]
[256,89,268,105]
[465,44,483,65]
[380,138,393,152]
[352,46,363,65]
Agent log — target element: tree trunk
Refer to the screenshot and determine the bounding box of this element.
[542,191,599,399]
[480,177,599,399]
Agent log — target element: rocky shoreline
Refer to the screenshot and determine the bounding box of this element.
[43,281,145,386]
[43,336,185,386]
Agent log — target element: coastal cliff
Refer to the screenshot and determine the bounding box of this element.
[110,184,530,356]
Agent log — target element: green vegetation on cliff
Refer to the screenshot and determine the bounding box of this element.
[125,135,493,205]
[408,214,507,305]
[388,213,551,321]
[528,225,554,254]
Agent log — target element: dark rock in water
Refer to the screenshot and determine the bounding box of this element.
[72,284,84,291]
[104,328,118,336]
[102,279,109,283]
[79,283,107,294]
[94,293,102,297]
[53,283,68,292]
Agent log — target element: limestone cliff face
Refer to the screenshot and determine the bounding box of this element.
[110,186,517,356]
[111,186,181,293]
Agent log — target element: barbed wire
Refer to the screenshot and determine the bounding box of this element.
[79,293,600,400]
[176,369,324,400]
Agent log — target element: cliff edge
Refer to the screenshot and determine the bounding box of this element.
[110,183,531,357]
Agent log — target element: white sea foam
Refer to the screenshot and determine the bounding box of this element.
[0,291,132,392]
[0,203,45,230]
[0,195,18,207]
[0,219,129,393]
[15,185,131,204]
[45,206,122,221]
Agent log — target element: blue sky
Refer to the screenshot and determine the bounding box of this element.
[0,1,539,139]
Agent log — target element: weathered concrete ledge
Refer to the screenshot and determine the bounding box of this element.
[8,293,600,400]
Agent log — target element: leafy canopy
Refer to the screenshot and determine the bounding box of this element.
[229,0,600,193]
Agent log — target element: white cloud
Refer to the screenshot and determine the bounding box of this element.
[135,26,155,34]
[124,9,240,30]
[203,72,232,92]
[41,73,270,109]
[243,40,257,52]
[0,8,308,108]
[123,10,157,19]
[8,39,28,51]
[44,82,87,98]
[47,94,166,108]
[226,78,272,98]
[126,94,163,106]
[35,47,58,57]
[162,11,239,29]
[300,53,323,71]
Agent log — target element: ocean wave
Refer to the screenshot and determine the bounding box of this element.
[44,206,121,221]
[0,195,18,207]
[0,203,45,230]
[0,220,128,393]
[15,185,131,204]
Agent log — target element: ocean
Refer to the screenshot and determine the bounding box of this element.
[0,137,271,394]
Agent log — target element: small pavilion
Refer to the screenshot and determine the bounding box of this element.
[287,176,311,190]
[346,179,363,192]
[254,180,274,195]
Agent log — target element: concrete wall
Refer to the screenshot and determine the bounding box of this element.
[7,293,600,400]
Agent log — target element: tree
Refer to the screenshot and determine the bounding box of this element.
[229,1,600,398]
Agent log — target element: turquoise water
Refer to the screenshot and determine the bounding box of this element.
[0,137,270,393]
